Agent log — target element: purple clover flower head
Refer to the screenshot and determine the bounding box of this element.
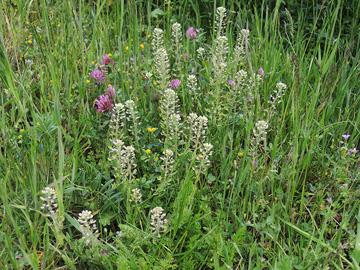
[342,134,351,139]
[259,67,264,76]
[90,69,106,84]
[253,161,259,167]
[170,79,181,89]
[274,159,278,162]
[101,54,112,66]
[95,94,114,113]
[183,52,189,60]
[105,85,115,98]
[186,27,197,39]
[228,79,236,89]
[196,28,200,32]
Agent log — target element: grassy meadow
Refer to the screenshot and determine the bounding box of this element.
[0,0,360,269]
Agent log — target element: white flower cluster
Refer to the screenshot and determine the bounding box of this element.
[129,188,142,203]
[213,36,229,83]
[187,113,208,150]
[160,89,182,147]
[187,75,199,96]
[151,28,164,50]
[40,187,58,216]
[160,149,175,181]
[266,82,287,119]
[78,210,98,245]
[110,139,137,183]
[253,120,269,142]
[197,47,205,59]
[234,29,249,62]
[195,143,213,175]
[215,7,227,37]
[150,206,168,238]
[154,47,170,89]
[109,103,126,138]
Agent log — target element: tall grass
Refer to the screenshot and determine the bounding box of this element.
[0,0,359,269]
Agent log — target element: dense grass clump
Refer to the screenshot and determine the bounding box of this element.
[0,0,359,269]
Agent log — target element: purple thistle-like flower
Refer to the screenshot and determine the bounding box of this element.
[105,85,115,98]
[186,27,197,39]
[170,79,181,89]
[101,54,112,66]
[342,134,351,139]
[259,67,264,76]
[90,69,106,84]
[95,95,114,113]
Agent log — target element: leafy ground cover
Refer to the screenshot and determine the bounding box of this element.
[0,0,359,269]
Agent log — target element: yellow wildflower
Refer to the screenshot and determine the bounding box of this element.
[108,53,112,57]
[238,152,244,157]
[136,178,140,182]
[147,34,151,38]
[125,46,129,51]
[50,80,53,83]
[70,99,73,102]
[86,80,90,84]
[28,40,32,44]
[145,149,151,154]
[140,44,144,49]
[18,135,22,139]
[36,122,41,126]
[20,129,24,133]
[154,157,159,162]
[153,82,157,85]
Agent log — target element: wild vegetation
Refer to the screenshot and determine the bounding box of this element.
[0,0,359,269]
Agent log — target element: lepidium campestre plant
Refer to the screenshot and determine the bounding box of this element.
[171,22,183,73]
[124,100,141,146]
[110,139,137,184]
[77,210,99,246]
[160,89,182,150]
[195,143,213,179]
[159,149,175,184]
[109,103,126,139]
[215,7,227,38]
[150,206,168,240]
[152,28,170,91]
[265,82,287,121]
[233,29,249,67]
[186,113,208,155]
[40,187,64,246]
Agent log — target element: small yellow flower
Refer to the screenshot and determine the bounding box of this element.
[51,22,54,25]
[125,46,129,51]
[15,8,18,12]
[18,135,22,139]
[108,53,112,57]
[140,44,144,49]
[54,43,57,47]
[151,128,157,132]
[108,84,112,87]
[240,62,244,66]
[347,61,349,65]
[154,157,159,162]
[131,39,133,42]
[20,129,25,133]
[147,34,151,38]
[50,80,53,83]
[341,150,346,155]
[29,35,32,38]
[153,82,157,85]
[26,22,30,25]
[72,86,75,89]
[91,61,95,65]
[115,35,118,37]
[57,23,60,27]
[36,122,41,126]
[198,154,202,157]
[136,178,140,182]
[238,152,244,157]
[145,149,151,154]
[70,94,73,97]
[70,99,73,102]
[28,40,32,44]
[85,20,88,23]
[144,174,147,177]
[51,52,54,55]
[111,26,114,29]
[86,80,90,84]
